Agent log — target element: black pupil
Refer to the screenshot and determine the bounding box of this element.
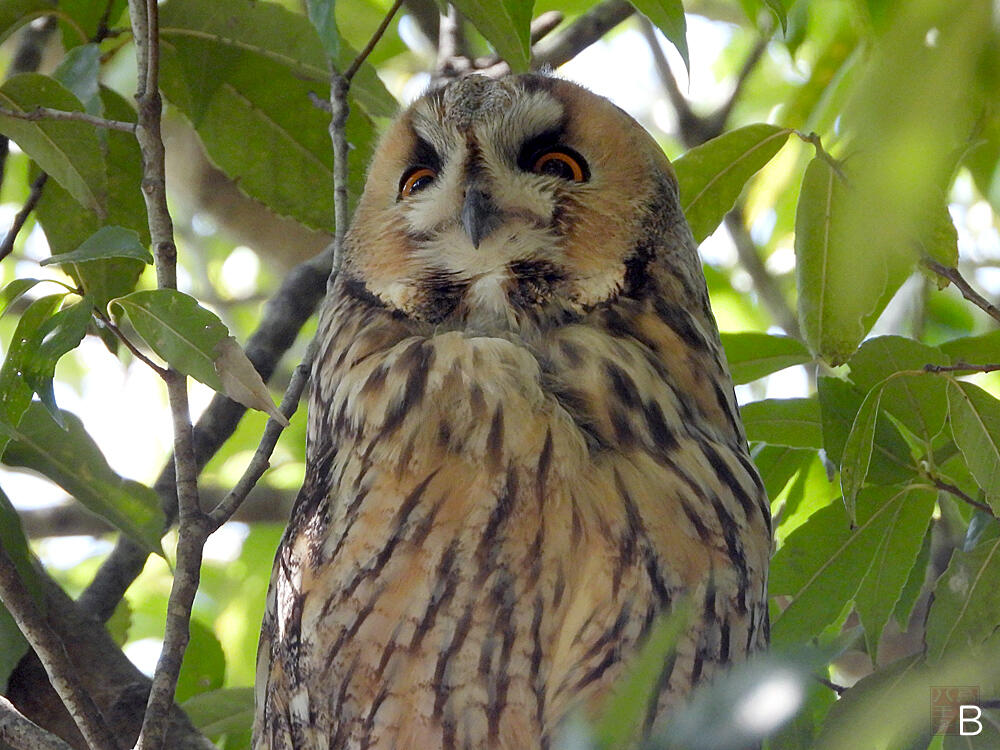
[538,155,575,180]
[409,173,433,193]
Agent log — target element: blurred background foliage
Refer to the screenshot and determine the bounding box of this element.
[0,0,999,748]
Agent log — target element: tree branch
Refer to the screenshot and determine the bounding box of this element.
[0,106,135,132]
[0,546,120,750]
[0,173,47,263]
[531,0,632,70]
[0,696,75,750]
[923,258,1000,326]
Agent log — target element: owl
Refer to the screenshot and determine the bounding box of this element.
[253,73,770,750]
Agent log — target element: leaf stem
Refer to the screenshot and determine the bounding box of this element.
[930,476,994,516]
[795,130,847,181]
[92,307,169,378]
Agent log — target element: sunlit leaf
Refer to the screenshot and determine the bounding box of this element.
[21,295,94,424]
[0,73,106,213]
[1,403,165,554]
[111,289,228,391]
[593,601,691,748]
[182,686,255,738]
[453,0,533,72]
[159,0,389,231]
[0,294,64,456]
[674,124,791,243]
[629,0,688,71]
[720,331,811,384]
[751,444,813,503]
[741,397,823,449]
[34,87,148,309]
[817,376,913,485]
[848,335,949,441]
[771,485,935,646]
[947,381,1000,514]
[177,618,226,702]
[40,226,152,266]
[925,531,1000,664]
[0,0,58,46]
[0,278,43,317]
[213,336,287,425]
[839,385,882,519]
[306,0,340,59]
[854,484,934,659]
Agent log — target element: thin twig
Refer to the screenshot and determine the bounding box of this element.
[529,0,632,71]
[344,0,405,82]
[208,336,318,527]
[0,105,135,132]
[814,675,847,695]
[127,1,207,748]
[923,257,1000,326]
[93,307,169,378]
[923,361,1000,374]
[0,696,75,750]
[715,31,771,129]
[931,477,995,516]
[639,17,701,145]
[0,173,47,262]
[0,545,121,750]
[472,11,564,71]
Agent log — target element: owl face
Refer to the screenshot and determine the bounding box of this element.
[343,74,685,331]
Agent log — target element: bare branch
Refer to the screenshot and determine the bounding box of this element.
[923,361,1000,374]
[0,105,136,132]
[472,11,565,71]
[923,258,1000,326]
[639,17,700,143]
[725,209,801,338]
[344,0,405,82]
[436,5,471,79]
[0,545,121,750]
[715,32,770,129]
[931,476,994,517]
[92,307,169,378]
[0,173,47,263]
[531,0,632,70]
[208,336,318,527]
[0,696,75,750]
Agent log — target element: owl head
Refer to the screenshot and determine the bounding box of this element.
[341,74,700,332]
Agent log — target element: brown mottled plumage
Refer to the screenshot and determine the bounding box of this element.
[254,74,770,749]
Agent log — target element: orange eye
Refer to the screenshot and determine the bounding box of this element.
[400,167,436,197]
[532,150,586,182]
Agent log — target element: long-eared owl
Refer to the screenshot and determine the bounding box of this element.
[254,73,771,749]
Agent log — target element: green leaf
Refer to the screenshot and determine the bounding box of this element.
[839,384,882,519]
[0,487,41,690]
[674,124,791,243]
[306,0,340,59]
[176,619,226,702]
[0,74,106,213]
[40,226,153,266]
[925,532,1000,663]
[159,0,388,231]
[854,485,935,660]
[892,528,931,629]
[761,0,788,33]
[0,0,57,46]
[57,0,127,48]
[848,336,949,441]
[741,397,823,449]
[751,444,813,502]
[771,485,935,646]
[947,381,1000,513]
[182,687,255,739]
[629,0,689,71]
[52,43,101,114]
[0,278,43,317]
[817,375,913,485]
[593,601,691,748]
[453,0,534,72]
[34,87,148,309]
[111,289,228,391]
[720,331,811,384]
[0,294,64,456]
[940,330,1000,366]
[795,157,915,365]
[22,295,94,424]
[1,403,165,554]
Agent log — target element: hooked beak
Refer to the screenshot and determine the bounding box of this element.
[461,187,502,249]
